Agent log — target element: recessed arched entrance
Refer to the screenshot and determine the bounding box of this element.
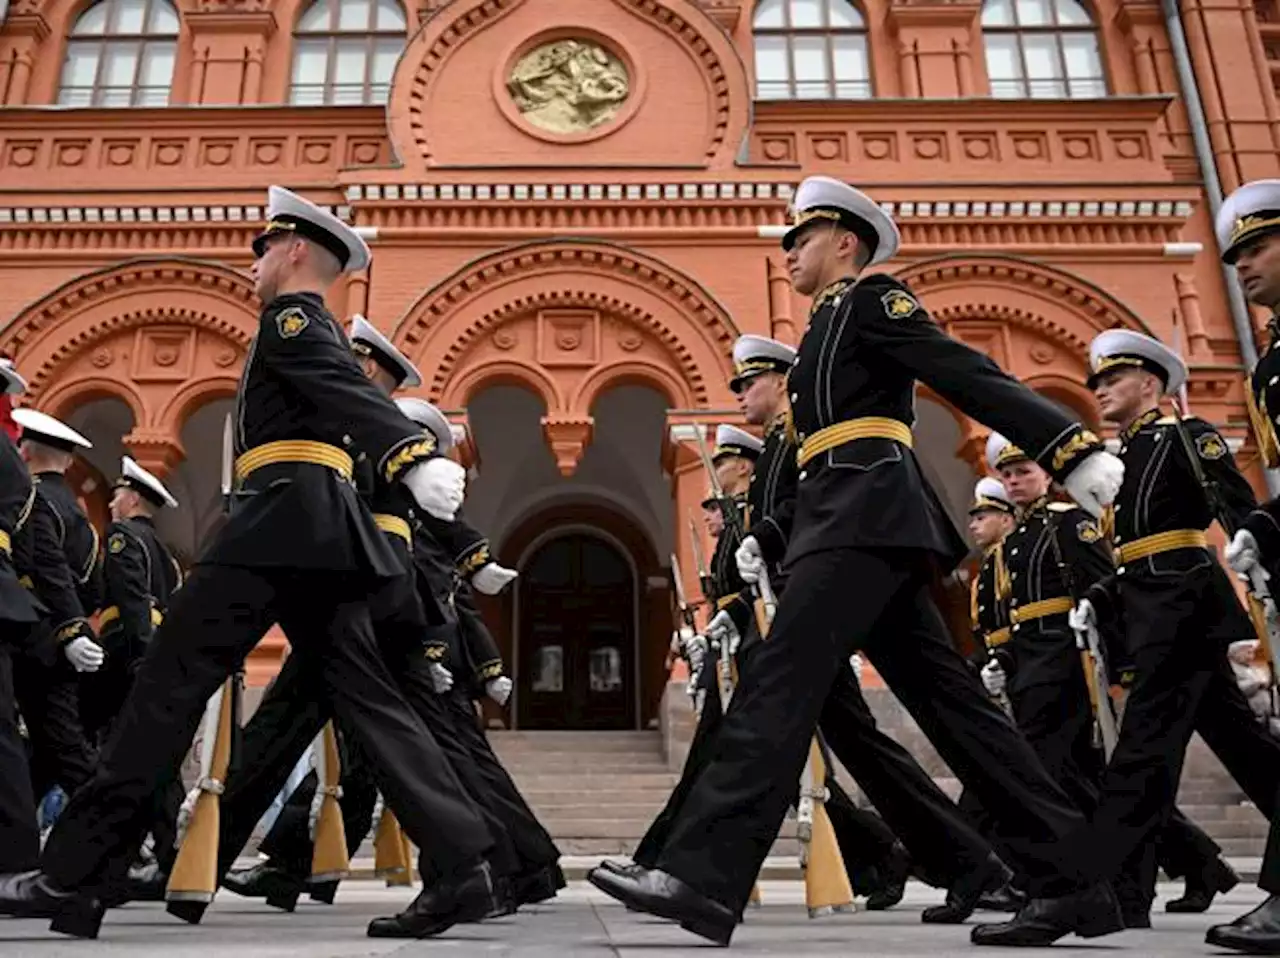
[514,527,638,730]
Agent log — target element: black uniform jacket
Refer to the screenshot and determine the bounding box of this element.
[970,544,1009,665]
[1000,497,1114,692]
[33,471,102,615]
[746,413,798,572]
[415,511,506,694]
[785,274,1102,570]
[709,495,752,638]
[1244,319,1280,565]
[14,488,89,664]
[0,434,46,632]
[206,292,432,586]
[1089,408,1255,648]
[101,516,180,643]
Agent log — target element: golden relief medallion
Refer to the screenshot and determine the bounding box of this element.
[507,39,630,134]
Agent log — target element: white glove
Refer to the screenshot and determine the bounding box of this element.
[706,609,740,650]
[735,536,765,584]
[486,676,513,706]
[1068,598,1096,633]
[472,562,518,595]
[850,653,864,684]
[1061,450,1124,519]
[403,458,466,521]
[427,662,454,694]
[64,636,104,673]
[1227,529,1261,575]
[686,633,708,674]
[980,660,1007,697]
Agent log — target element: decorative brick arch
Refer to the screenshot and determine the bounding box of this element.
[0,258,256,475]
[392,239,739,475]
[896,255,1146,472]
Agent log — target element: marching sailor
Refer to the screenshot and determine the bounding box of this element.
[590,175,1126,945]
[0,185,499,938]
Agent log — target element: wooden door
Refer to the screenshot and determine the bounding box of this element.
[516,533,635,729]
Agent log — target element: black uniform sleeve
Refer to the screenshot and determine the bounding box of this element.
[26,494,92,645]
[1052,507,1132,683]
[454,584,505,687]
[416,510,493,579]
[104,524,154,642]
[750,433,798,565]
[261,298,434,485]
[851,277,1103,482]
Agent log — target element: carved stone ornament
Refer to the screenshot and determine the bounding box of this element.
[507,39,630,135]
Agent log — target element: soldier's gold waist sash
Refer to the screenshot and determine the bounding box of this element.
[984,627,1011,649]
[1009,596,1073,625]
[235,441,353,483]
[1114,529,1207,565]
[716,593,740,611]
[99,605,163,629]
[796,417,913,468]
[373,513,412,545]
[0,530,11,556]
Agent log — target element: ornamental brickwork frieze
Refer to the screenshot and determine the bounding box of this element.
[384,0,750,170]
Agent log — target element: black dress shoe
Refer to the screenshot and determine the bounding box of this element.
[587,865,736,946]
[1167,856,1239,913]
[597,859,641,878]
[307,879,338,905]
[976,882,1027,913]
[1206,893,1280,954]
[970,882,1124,946]
[0,870,104,939]
[513,864,562,905]
[922,854,1008,924]
[101,862,168,907]
[367,860,498,938]
[865,843,911,911]
[221,861,305,912]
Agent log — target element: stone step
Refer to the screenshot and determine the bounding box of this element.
[519,787,679,805]
[512,772,682,788]
[1176,803,1268,824]
[1218,838,1269,857]
[524,803,669,817]
[489,731,663,749]
[553,836,803,857]
[535,817,800,839]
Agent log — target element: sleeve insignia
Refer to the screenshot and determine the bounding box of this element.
[881,289,920,319]
[1196,432,1227,460]
[1077,519,1102,543]
[108,533,126,554]
[276,307,309,339]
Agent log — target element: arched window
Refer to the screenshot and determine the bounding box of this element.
[57,0,179,107]
[290,0,406,106]
[753,0,871,100]
[981,0,1106,98]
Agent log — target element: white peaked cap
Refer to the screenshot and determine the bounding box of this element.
[1087,328,1187,397]
[730,334,797,392]
[118,456,178,508]
[712,424,763,460]
[349,314,422,389]
[395,398,455,454]
[252,185,371,273]
[12,408,92,451]
[0,358,26,396]
[1217,179,1280,264]
[969,476,1015,514]
[985,432,1030,471]
[782,176,901,266]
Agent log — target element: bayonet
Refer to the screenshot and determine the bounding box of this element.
[688,514,713,601]
[221,413,234,515]
[670,552,696,632]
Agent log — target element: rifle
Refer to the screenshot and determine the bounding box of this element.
[1168,397,1280,716]
[688,513,714,607]
[1047,516,1120,759]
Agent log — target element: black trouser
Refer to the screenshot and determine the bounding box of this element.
[0,638,39,872]
[249,653,522,885]
[655,548,1086,912]
[78,625,142,747]
[1053,564,1280,896]
[41,564,494,892]
[13,650,96,798]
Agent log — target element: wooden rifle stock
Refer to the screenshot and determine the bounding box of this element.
[801,738,857,918]
[309,721,350,883]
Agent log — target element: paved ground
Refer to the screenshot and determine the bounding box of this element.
[0,880,1269,956]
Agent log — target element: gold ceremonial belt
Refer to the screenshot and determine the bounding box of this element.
[99,605,164,628]
[1009,596,1073,625]
[0,530,11,556]
[1114,529,1207,565]
[235,441,353,483]
[716,593,740,611]
[797,417,913,468]
[373,513,412,545]
[984,627,1011,649]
